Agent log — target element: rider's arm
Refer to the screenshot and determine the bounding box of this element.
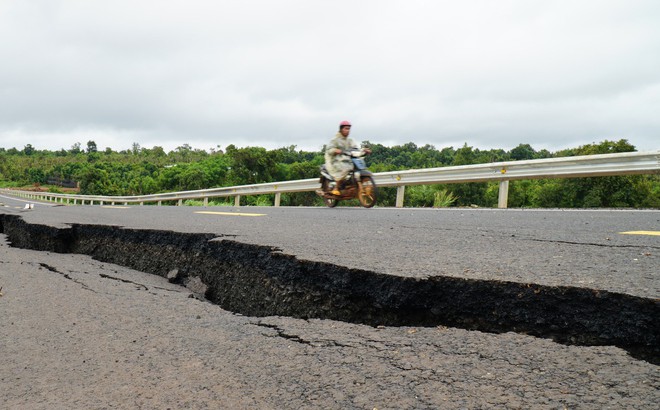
[344,138,358,157]
[325,141,340,157]
[347,139,370,157]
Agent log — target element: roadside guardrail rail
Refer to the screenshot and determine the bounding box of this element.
[2,150,658,208]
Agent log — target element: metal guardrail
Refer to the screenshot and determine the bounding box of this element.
[2,151,659,208]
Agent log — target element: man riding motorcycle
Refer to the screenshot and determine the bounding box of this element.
[324,120,371,195]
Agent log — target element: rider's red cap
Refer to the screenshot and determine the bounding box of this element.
[339,120,351,127]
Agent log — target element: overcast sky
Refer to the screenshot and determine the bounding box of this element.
[1,0,659,154]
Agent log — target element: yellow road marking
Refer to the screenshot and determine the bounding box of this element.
[195,211,266,217]
[619,231,660,236]
[101,206,130,209]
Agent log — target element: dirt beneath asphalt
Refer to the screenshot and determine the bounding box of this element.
[1,231,659,408]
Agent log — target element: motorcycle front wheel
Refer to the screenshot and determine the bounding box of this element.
[358,176,377,208]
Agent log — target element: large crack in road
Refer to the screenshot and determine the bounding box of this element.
[0,213,657,364]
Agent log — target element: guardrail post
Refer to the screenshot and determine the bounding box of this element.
[177,199,182,206]
[203,197,208,207]
[234,195,241,207]
[158,200,162,206]
[139,202,144,206]
[274,193,281,207]
[396,186,406,208]
[124,202,128,206]
[498,180,509,209]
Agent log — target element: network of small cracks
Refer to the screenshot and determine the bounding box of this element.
[247,320,472,408]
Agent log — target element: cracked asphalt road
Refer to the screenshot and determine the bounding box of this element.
[1,199,659,408]
[1,235,658,409]
[2,203,658,298]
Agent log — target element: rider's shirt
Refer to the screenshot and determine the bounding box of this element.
[324,132,359,180]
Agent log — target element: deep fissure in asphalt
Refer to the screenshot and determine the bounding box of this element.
[1,214,657,364]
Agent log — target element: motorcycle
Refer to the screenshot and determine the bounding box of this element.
[316,149,377,208]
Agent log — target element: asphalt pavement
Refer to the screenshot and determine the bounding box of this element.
[1,195,658,408]
[1,236,658,409]
[2,195,658,298]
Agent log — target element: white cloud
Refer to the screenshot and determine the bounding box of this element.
[1,0,659,153]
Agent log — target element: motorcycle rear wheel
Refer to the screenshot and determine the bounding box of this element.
[321,179,338,208]
[324,197,338,207]
[358,176,377,208]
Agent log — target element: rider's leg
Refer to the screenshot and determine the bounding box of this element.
[331,166,350,195]
[331,179,342,195]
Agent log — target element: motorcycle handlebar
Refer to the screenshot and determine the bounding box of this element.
[341,149,370,157]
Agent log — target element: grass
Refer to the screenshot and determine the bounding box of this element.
[433,189,458,208]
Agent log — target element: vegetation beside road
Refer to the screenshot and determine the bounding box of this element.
[1,139,658,208]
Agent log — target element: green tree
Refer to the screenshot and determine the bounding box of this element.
[86,140,98,153]
[27,167,46,184]
[510,144,536,160]
[452,143,476,166]
[227,146,278,185]
[70,142,82,155]
[78,166,120,195]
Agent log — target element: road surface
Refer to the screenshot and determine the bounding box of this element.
[1,195,658,408]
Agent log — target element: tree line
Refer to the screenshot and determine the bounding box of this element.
[0,139,658,208]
